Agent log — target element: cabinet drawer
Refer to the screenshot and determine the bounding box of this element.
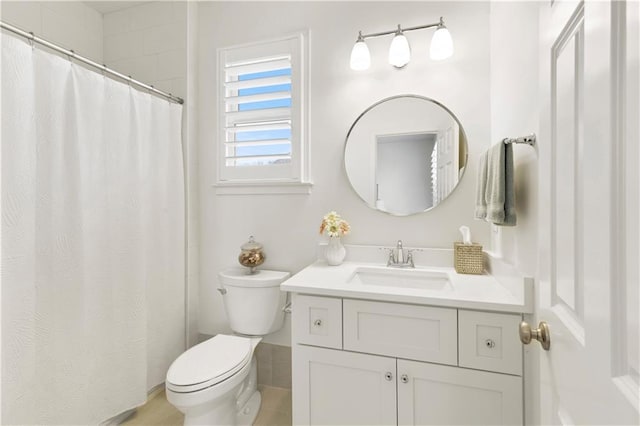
[292,294,342,349]
[343,299,457,365]
[458,310,522,375]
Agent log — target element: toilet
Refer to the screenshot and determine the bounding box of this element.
[165,268,290,425]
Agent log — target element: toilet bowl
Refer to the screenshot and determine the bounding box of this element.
[165,268,290,425]
[166,334,260,426]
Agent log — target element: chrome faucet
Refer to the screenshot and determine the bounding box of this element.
[386,240,415,268]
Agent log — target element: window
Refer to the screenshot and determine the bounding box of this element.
[217,32,310,192]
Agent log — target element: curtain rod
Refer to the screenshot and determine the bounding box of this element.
[0,20,184,105]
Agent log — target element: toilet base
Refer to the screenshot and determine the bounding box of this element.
[236,390,261,426]
[166,336,265,425]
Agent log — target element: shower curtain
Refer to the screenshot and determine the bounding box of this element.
[1,35,185,424]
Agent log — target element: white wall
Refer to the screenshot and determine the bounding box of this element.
[626,0,640,383]
[198,1,492,345]
[489,1,539,424]
[103,1,186,98]
[1,0,188,99]
[0,1,103,61]
[184,2,200,349]
[489,2,539,278]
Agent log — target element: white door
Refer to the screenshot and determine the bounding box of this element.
[396,359,522,425]
[537,0,639,424]
[434,122,460,205]
[292,345,397,426]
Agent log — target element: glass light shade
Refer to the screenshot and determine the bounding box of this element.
[430,26,453,60]
[388,33,411,68]
[350,40,371,70]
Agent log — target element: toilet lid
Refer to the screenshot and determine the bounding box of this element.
[166,334,252,393]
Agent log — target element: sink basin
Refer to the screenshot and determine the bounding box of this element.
[348,266,452,291]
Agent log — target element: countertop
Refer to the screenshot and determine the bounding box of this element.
[280,260,533,314]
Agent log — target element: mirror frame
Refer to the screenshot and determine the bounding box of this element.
[343,94,469,216]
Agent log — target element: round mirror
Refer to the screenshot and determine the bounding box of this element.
[344,95,468,216]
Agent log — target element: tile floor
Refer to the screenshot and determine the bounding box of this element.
[121,385,292,426]
[253,385,292,426]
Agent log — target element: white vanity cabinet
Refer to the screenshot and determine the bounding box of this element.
[293,345,397,425]
[396,360,522,426]
[291,294,523,426]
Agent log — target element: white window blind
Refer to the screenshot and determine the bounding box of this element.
[217,33,308,184]
[431,144,439,204]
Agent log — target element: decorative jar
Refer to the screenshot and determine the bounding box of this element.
[238,236,265,274]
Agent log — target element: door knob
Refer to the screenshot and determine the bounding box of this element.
[519,320,551,350]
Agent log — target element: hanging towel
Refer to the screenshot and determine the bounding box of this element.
[485,141,516,226]
[474,150,488,219]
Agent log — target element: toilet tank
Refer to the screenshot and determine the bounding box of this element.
[218,268,290,336]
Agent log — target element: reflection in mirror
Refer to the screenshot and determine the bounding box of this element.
[344,95,468,216]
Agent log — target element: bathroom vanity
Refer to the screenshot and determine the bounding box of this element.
[281,246,533,426]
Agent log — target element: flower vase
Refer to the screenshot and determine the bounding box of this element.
[325,236,346,266]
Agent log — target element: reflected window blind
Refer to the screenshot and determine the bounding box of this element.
[224,55,292,167]
[431,144,439,204]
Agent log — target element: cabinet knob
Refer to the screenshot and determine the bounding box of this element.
[313,319,322,327]
[485,339,496,348]
[384,372,393,381]
[519,320,551,350]
[400,374,409,383]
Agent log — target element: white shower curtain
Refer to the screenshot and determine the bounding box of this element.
[1,35,185,424]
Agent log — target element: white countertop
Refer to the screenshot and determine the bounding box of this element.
[280,260,533,314]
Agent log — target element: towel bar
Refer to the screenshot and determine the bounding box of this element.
[502,133,536,146]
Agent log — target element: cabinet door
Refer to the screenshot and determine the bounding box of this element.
[397,359,522,426]
[293,345,397,426]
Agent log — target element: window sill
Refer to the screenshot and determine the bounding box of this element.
[213,181,313,195]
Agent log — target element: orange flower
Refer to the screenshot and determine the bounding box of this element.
[319,211,350,237]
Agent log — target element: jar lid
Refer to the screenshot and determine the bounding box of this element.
[240,236,263,251]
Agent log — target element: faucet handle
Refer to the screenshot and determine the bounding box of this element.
[387,248,396,265]
[405,248,422,267]
[405,251,415,267]
[380,247,396,265]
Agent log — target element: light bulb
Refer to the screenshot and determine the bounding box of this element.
[388,31,411,68]
[350,37,370,71]
[430,26,453,60]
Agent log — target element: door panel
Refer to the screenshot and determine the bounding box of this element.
[538,0,639,423]
[551,7,583,327]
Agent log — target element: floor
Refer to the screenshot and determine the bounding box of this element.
[121,385,292,426]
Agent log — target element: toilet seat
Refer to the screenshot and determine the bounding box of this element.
[166,334,252,393]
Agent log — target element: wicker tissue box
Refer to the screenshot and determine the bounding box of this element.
[454,242,484,275]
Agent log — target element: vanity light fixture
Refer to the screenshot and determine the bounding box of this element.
[350,17,454,70]
[388,25,411,68]
[349,31,371,70]
[430,20,454,61]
